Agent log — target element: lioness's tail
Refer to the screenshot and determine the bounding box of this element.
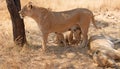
[91,14,100,29]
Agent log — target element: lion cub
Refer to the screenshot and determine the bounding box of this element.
[55,25,82,46]
[55,32,67,47]
[88,35,120,67]
[71,25,82,46]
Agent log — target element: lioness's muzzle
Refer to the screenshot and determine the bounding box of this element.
[19,11,24,18]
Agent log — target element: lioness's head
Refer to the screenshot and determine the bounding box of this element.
[19,2,33,18]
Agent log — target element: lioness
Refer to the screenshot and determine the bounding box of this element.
[88,35,120,67]
[19,2,99,51]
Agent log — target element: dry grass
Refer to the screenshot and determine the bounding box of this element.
[20,0,120,11]
[1,0,120,11]
[0,0,120,69]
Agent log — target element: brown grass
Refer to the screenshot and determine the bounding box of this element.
[1,0,120,11]
[20,0,120,11]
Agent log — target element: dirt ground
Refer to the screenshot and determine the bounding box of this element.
[0,1,120,69]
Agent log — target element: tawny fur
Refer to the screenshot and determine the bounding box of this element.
[55,25,82,46]
[19,2,99,51]
[93,50,116,67]
[71,25,82,46]
[60,25,82,46]
[55,32,67,47]
[88,35,120,67]
[54,31,73,46]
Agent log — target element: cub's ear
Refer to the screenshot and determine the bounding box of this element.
[27,1,33,9]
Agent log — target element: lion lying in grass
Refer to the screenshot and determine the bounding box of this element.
[19,2,99,51]
[88,35,120,67]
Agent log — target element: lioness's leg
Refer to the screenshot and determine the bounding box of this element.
[41,33,48,51]
[67,31,73,45]
[81,34,88,47]
[80,24,89,47]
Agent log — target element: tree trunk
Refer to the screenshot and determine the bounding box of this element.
[6,0,26,46]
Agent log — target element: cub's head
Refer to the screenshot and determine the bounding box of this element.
[19,2,33,18]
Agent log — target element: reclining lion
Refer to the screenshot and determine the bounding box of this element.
[19,2,99,51]
[88,35,120,67]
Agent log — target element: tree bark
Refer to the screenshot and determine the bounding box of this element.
[6,0,26,46]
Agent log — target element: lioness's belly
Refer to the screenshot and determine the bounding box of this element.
[49,16,80,33]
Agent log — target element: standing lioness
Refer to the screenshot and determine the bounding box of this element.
[19,2,99,51]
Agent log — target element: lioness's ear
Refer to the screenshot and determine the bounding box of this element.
[47,8,52,11]
[27,1,33,9]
